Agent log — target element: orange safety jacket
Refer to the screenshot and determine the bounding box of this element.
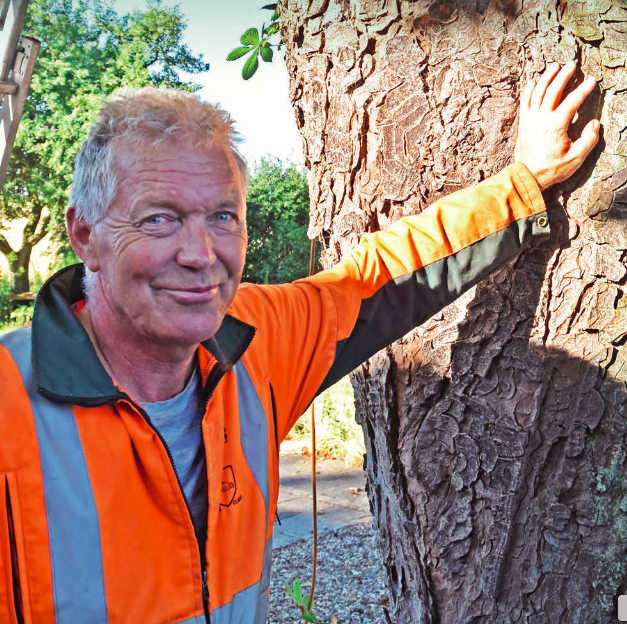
[0,164,547,624]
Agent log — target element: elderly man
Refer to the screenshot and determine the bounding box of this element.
[0,62,598,623]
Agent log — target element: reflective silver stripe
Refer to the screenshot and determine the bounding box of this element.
[210,537,272,624]
[234,362,270,523]
[211,362,272,623]
[0,328,108,624]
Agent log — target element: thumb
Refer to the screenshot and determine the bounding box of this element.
[569,119,601,165]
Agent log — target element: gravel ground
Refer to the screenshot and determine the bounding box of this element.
[268,521,390,624]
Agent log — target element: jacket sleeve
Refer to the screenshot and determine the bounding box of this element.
[313,162,548,392]
[231,162,547,440]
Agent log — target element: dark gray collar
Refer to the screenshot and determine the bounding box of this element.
[32,264,256,407]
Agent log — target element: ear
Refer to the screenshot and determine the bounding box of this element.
[66,207,101,272]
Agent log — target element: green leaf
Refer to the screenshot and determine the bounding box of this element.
[240,27,259,46]
[242,51,259,80]
[261,3,279,20]
[226,46,252,61]
[292,578,303,603]
[284,578,304,603]
[264,22,280,36]
[259,44,273,62]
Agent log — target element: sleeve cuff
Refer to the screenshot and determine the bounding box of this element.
[509,162,546,216]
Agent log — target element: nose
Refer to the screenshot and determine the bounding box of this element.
[176,221,216,270]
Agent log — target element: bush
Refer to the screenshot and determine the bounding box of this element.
[244,157,313,284]
[286,376,366,466]
[0,273,35,330]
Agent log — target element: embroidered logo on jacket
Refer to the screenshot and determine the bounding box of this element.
[220,465,242,507]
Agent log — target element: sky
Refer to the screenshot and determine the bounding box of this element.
[114,0,305,168]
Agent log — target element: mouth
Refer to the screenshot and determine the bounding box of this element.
[158,285,220,304]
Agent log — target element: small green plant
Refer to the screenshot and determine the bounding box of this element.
[288,376,365,465]
[284,578,328,623]
[227,4,281,80]
[10,304,33,327]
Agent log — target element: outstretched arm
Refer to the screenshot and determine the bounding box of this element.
[233,64,602,434]
[515,61,600,191]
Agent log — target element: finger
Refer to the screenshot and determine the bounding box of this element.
[568,118,601,164]
[531,63,561,109]
[520,78,535,111]
[541,60,577,111]
[557,75,597,124]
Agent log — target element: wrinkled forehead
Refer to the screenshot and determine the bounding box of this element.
[110,133,247,189]
[112,133,235,167]
[99,137,247,220]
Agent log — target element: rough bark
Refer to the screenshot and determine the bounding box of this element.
[280,0,627,622]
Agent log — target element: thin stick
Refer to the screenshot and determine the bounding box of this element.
[307,238,318,613]
[308,400,318,611]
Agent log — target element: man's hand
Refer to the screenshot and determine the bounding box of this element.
[515,61,600,191]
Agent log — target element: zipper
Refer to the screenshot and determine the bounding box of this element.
[5,479,25,624]
[130,396,211,622]
[202,571,210,621]
[121,359,234,624]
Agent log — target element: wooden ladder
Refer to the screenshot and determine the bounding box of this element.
[0,0,39,190]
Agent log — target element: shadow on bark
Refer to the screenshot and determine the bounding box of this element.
[353,170,627,623]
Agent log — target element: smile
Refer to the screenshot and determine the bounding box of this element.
[158,285,220,304]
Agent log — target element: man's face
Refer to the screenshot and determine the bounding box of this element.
[86,140,247,349]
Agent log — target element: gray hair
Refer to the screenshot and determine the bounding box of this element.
[69,86,248,225]
[71,87,248,298]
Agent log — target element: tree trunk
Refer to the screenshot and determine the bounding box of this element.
[0,204,50,295]
[9,245,33,294]
[281,1,627,622]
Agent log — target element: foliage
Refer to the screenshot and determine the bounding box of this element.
[0,273,34,329]
[226,4,281,80]
[0,0,209,291]
[287,376,365,466]
[10,304,34,327]
[0,274,16,327]
[243,157,312,284]
[284,578,328,624]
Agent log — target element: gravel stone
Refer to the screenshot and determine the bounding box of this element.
[268,521,390,624]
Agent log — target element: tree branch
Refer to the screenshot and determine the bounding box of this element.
[26,212,51,247]
[22,201,43,244]
[0,232,15,257]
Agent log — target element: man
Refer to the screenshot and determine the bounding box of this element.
[0,62,598,623]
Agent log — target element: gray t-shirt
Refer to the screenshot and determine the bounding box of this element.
[141,366,208,561]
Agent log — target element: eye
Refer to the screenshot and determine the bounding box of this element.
[139,213,179,236]
[145,215,167,225]
[213,210,239,227]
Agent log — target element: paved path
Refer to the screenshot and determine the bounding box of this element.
[273,451,372,548]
